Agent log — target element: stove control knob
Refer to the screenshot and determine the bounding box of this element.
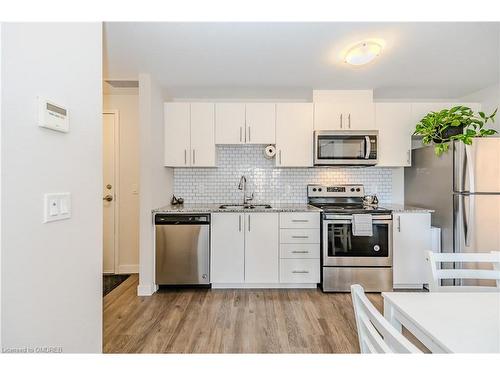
[350,188,355,192]
[318,188,322,192]
[356,188,361,192]
[312,188,317,192]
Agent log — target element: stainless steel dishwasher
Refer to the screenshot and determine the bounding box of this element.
[155,214,210,285]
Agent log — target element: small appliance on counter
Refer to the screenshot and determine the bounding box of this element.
[307,184,393,292]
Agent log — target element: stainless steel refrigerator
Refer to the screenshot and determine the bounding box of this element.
[405,138,500,259]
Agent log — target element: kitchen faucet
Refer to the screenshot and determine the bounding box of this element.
[238,175,254,205]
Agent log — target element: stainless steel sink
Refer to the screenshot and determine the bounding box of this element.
[219,204,272,210]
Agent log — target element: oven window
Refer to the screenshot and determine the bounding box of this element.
[327,222,389,257]
[317,136,366,160]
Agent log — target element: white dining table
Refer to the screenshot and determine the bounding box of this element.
[382,292,500,353]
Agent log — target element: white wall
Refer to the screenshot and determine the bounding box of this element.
[138,74,173,296]
[1,23,102,353]
[103,93,140,273]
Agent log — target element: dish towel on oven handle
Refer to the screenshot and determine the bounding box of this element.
[352,214,373,236]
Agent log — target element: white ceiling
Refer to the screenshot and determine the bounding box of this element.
[103,22,500,99]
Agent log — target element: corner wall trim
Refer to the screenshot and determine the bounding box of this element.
[137,283,158,296]
[118,264,139,274]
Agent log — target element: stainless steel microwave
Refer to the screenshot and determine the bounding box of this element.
[314,130,378,166]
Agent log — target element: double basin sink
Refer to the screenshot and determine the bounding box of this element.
[219,204,272,210]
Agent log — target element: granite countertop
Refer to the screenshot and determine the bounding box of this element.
[381,203,435,213]
[153,203,322,214]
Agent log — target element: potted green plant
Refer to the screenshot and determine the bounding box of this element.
[413,106,498,156]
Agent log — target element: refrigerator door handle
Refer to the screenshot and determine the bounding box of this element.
[465,145,476,193]
[462,194,474,248]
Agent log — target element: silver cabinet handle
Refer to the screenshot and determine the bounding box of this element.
[184,149,187,165]
[292,270,309,274]
[292,235,309,239]
[340,113,343,129]
[239,215,242,232]
[279,150,282,165]
[291,250,309,254]
[291,219,309,223]
[348,113,351,128]
[248,126,251,142]
[240,126,242,143]
[397,216,401,232]
[248,214,251,232]
[192,149,196,165]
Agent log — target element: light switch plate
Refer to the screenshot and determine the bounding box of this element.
[44,193,71,223]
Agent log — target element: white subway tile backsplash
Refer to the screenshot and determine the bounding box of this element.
[174,145,393,204]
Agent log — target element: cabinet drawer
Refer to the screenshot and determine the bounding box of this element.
[280,259,320,283]
[280,244,320,259]
[280,212,320,229]
[280,229,320,244]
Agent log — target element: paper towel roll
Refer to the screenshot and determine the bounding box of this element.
[264,145,276,159]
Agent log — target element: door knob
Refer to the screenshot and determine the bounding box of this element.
[103,194,113,202]
[106,184,112,189]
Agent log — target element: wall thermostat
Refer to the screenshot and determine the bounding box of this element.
[38,97,69,132]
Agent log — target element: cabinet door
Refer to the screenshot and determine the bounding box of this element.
[393,213,431,288]
[164,103,190,167]
[376,103,413,167]
[245,103,276,144]
[211,213,245,283]
[313,102,344,130]
[215,103,245,144]
[276,103,313,167]
[190,103,216,167]
[245,213,279,283]
[344,102,375,130]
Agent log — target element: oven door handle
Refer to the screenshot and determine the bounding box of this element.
[364,136,371,159]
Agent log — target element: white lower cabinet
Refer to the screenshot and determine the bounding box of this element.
[280,259,320,283]
[211,212,278,284]
[392,212,432,289]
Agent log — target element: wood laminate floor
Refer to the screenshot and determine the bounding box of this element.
[103,274,386,353]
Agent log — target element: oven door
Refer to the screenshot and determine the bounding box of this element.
[322,217,392,267]
[314,131,378,166]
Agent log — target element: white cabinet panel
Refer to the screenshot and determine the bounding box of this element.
[280,244,320,259]
[279,212,320,229]
[393,212,432,288]
[245,103,276,144]
[215,103,246,144]
[211,213,245,283]
[280,229,320,244]
[344,101,375,130]
[245,212,279,283]
[376,103,413,167]
[275,103,313,167]
[313,102,343,130]
[190,103,216,167]
[280,259,320,283]
[164,103,190,167]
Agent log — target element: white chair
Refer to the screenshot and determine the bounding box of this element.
[350,284,420,353]
[425,251,500,292]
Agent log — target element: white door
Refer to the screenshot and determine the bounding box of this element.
[344,102,375,130]
[245,213,279,283]
[215,103,246,144]
[103,112,118,274]
[393,213,431,288]
[245,103,276,144]
[276,103,313,167]
[190,103,216,167]
[313,102,344,130]
[164,103,190,166]
[376,103,413,167]
[211,213,245,283]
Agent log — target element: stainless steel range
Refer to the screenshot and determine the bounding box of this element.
[308,184,393,292]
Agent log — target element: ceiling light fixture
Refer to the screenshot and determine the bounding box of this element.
[344,41,383,66]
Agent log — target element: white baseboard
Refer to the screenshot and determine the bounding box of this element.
[393,283,425,290]
[117,264,139,274]
[137,283,158,296]
[211,283,318,289]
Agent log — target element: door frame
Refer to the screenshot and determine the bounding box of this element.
[103,110,120,274]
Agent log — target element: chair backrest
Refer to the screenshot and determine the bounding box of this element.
[350,284,420,353]
[425,251,500,292]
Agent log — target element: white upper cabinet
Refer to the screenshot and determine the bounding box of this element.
[376,103,413,167]
[245,103,276,144]
[275,103,313,167]
[164,102,216,167]
[190,103,216,167]
[313,90,375,130]
[215,103,275,144]
[215,103,246,144]
[164,103,190,167]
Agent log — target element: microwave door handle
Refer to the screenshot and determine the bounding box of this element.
[364,136,371,159]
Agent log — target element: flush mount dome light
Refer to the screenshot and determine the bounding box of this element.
[344,41,382,66]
